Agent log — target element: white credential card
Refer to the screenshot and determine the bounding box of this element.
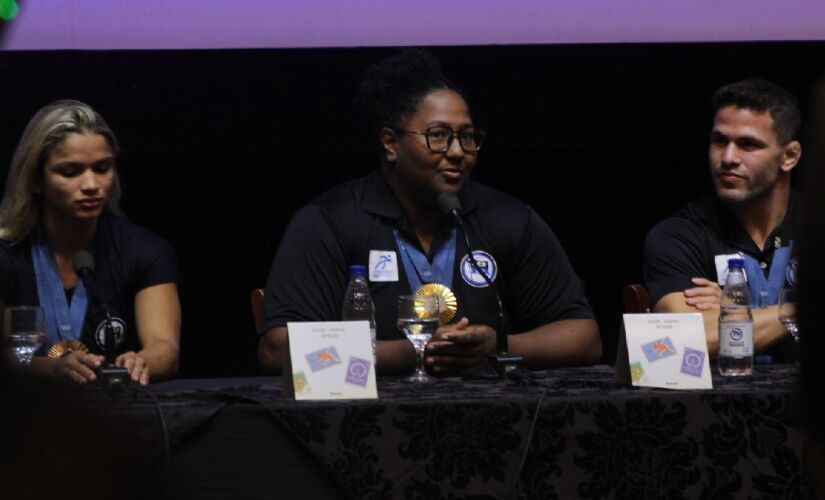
[622,313,713,390]
[286,321,378,400]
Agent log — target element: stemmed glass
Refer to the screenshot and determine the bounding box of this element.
[397,294,440,383]
[778,288,799,344]
[3,306,47,365]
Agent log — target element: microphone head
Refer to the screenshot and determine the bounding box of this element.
[72,250,95,275]
[437,192,462,215]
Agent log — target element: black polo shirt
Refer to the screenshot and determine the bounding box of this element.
[0,213,180,356]
[261,171,594,341]
[644,191,798,309]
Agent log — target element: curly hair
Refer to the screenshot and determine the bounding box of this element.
[353,48,468,135]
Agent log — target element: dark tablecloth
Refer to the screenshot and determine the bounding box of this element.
[3,365,812,499]
[147,365,813,499]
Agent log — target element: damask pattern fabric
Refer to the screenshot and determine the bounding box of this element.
[91,365,813,499]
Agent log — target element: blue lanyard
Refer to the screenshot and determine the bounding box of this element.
[393,227,456,292]
[740,242,793,308]
[31,233,88,345]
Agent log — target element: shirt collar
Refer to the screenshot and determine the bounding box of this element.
[360,170,480,222]
[699,190,797,255]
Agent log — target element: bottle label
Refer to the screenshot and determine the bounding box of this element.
[719,321,754,356]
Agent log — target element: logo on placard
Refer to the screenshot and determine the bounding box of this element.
[729,327,743,341]
[293,371,311,394]
[306,346,342,372]
[345,357,371,387]
[460,251,497,288]
[630,361,646,383]
[642,336,677,362]
[94,317,127,350]
[680,348,705,377]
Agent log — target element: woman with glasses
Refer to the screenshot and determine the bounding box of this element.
[0,100,181,385]
[258,49,601,375]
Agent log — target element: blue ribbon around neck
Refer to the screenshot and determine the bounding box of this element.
[31,232,89,346]
[393,227,456,292]
[739,242,793,308]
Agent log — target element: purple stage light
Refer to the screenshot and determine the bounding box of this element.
[2,0,825,51]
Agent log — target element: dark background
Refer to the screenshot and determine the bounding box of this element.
[0,42,822,377]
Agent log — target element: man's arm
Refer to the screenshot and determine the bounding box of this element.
[509,318,601,367]
[124,282,181,384]
[654,290,786,357]
[258,326,416,375]
[425,317,601,374]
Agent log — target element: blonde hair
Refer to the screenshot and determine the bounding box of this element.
[0,100,121,242]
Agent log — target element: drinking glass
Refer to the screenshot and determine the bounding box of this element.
[397,294,439,383]
[778,288,799,343]
[4,306,47,365]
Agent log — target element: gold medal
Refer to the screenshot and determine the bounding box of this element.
[415,283,458,324]
[47,339,89,358]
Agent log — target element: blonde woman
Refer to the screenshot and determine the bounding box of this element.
[0,100,181,385]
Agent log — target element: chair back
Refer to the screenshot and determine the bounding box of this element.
[251,288,265,334]
[623,284,650,314]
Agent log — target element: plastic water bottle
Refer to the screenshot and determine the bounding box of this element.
[718,258,753,376]
[341,265,377,359]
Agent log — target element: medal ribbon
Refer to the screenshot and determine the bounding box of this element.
[739,242,793,308]
[31,232,88,346]
[393,227,456,292]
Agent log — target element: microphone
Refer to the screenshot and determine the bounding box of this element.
[437,193,522,377]
[72,251,95,291]
[437,192,464,228]
[73,251,129,392]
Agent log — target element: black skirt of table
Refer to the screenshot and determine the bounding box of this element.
[2,365,813,500]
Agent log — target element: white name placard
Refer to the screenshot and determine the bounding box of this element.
[285,321,378,400]
[621,313,712,390]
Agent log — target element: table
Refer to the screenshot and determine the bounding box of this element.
[3,365,815,499]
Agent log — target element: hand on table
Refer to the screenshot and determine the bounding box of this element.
[684,278,722,310]
[425,317,496,375]
[116,351,150,386]
[51,351,103,384]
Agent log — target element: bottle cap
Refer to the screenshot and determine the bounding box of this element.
[349,265,367,277]
[727,258,745,269]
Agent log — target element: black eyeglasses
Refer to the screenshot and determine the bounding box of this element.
[395,126,486,153]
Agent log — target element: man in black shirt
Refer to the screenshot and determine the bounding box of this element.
[644,79,801,358]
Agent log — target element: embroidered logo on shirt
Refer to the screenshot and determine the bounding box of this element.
[460,250,498,288]
[94,316,127,350]
[786,257,798,288]
[369,250,398,282]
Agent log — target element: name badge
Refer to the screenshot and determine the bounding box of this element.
[715,253,742,285]
[283,321,378,400]
[369,250,398,282]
